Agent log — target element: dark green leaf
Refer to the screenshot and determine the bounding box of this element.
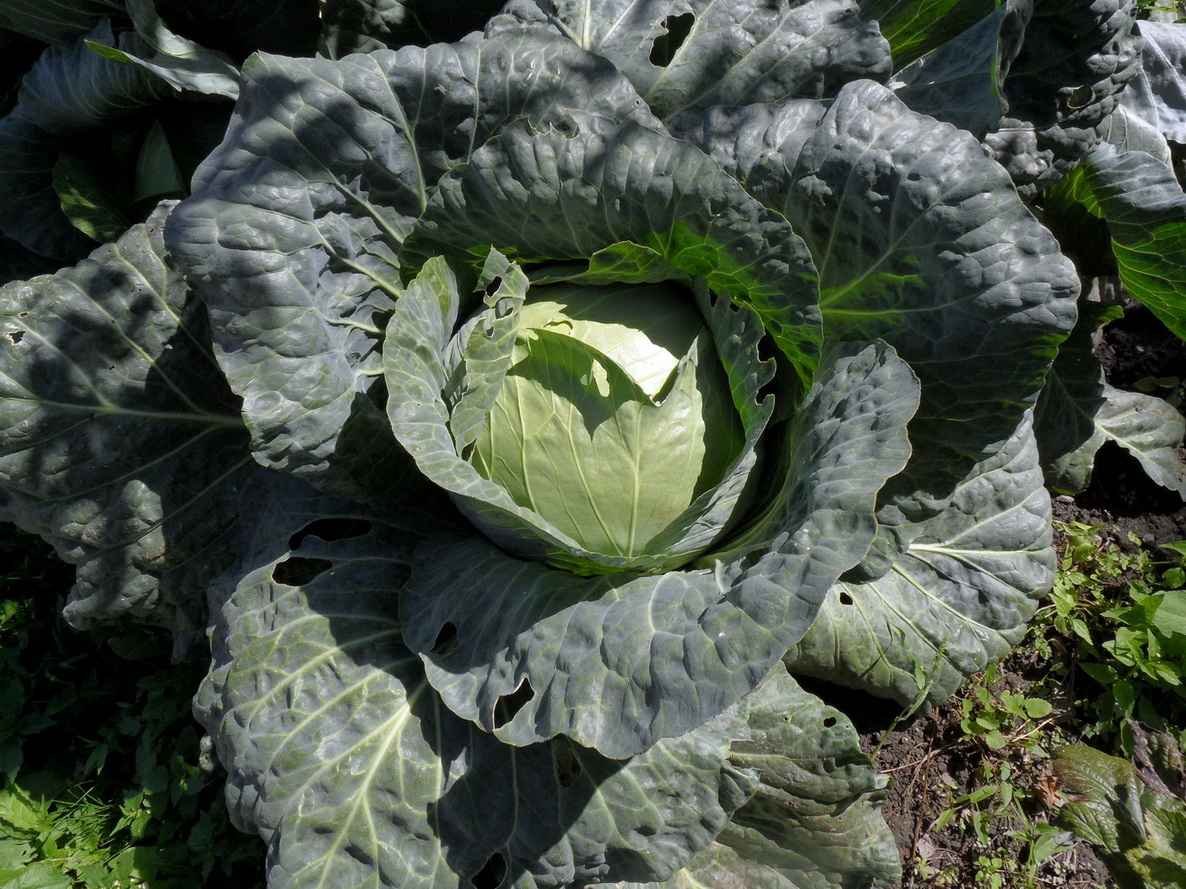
[197,479,757,888]
[0,0,125,45]
[494,0,891,119]
[860,0,998,66]
[52,151,131,242]
[0,203,254,637]
[1121,20,1186,144]
[786,414,1056,705]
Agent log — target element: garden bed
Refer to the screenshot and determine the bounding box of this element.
[854,306,1186,888]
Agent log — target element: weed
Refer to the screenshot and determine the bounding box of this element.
[0,527,264,888]
[1043,521,1186,754]
[956,665,1055,753]
[931,757,1074,889]
[1134,374,1184,408]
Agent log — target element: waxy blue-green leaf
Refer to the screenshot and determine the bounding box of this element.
[166,29,661,501]
[674,79,1079,491]
[1035,299,1186,497]
[1074,144,1186,342]
[889,0,1031,136]
[0,0,125,44]
[197,477,758,889]
[85,0,242,99]
[1040,145,1186,495]
[860,0,997,66]
[0,111,97,262]
[1121,20,1186,145]
[17,20,173,135]
[493,0,891,118]
[1100,104,1175,166]
[640,666,900,889]
[785,413,1056,705]
[0,203,255,640]
[401,109,822,392]
[400,340,918,757]
[982,0,1141,196]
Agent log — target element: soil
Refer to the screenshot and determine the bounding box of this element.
[839,304,1186,889]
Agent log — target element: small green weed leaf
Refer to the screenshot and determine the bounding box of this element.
[1081,662,1119,686]
[1024,698,1054,719]
[1029,825,1074,864]
[1115,680,1138,714]
[1153,592,1186,638]
[985,730,1009,750]
[998,691,1023,714]
[499,0,890,119]
[6,860,71,889]
[0,780,48,835]
[0,834,33,879]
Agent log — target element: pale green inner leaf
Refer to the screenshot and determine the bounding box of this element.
[469,282,742,557]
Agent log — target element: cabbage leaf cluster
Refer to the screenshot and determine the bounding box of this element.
[1,0,1184,887]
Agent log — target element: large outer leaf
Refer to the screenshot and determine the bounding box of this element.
[0,0,125,44]
[609,666,899,889]
[860,0,997,67]
[785,413,1055,705]
[1120,20,1186,145]
[492,0,891,118]
[982,0,1142,196]
[0,111,97,262]
[196,476,759,889]
[888,0,1031,137]
[673,79,1080,492]
[1100,104,1175,165]
[399,340,918,757]
[643,667,900,889]
[86,0,243,100]
[318,0,507,57]
[0,203,254,640]
[17,21,173,135]
[166,30,661,502]
[399,111,822,390]
[1035,299,1186,497]
[1077,144,1186,341]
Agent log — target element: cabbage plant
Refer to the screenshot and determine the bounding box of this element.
[7,0,1186,886]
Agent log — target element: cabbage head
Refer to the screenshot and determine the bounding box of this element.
[0,3,1091,888]
[462,281,747,566]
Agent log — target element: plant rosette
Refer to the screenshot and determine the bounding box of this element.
[0,5,1091,887]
